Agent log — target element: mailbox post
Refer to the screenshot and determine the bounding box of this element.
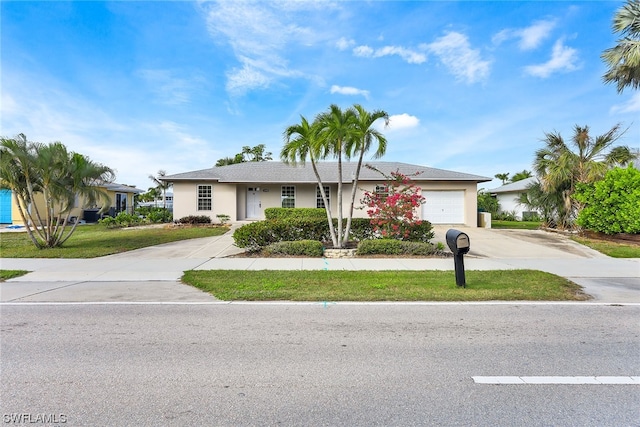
[445,229,470,287]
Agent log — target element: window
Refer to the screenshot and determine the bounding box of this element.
[375,184,389,200]
[197,185,212,210]
[316,185,330,209]
[281,186,295,208]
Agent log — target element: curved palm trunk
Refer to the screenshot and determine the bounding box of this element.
[344,148,365,244]
[310,159,338,247]
[12,192,42,249]
[336,154,344,247]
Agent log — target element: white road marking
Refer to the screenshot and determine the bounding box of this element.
[473,376,640,385]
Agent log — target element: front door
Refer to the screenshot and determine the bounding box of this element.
[246,187,262,218]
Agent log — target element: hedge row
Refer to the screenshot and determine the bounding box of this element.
[264,208,326,220]
[233,218,434,251]
[263,240,324,257]
[355,239,439,256]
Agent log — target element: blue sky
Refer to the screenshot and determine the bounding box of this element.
[2,1,638,191]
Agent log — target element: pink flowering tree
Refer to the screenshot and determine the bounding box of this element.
[360,167,426,240]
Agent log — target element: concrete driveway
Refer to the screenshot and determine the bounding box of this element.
[430,225,605,259]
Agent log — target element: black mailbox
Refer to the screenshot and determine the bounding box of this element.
[446,229,470,255]
[445,229,470,287]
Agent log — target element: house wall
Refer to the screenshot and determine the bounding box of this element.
[172,180,480,227]
[172,182,237,223]
[496,192,538,220]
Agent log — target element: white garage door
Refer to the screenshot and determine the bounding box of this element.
[422,191,465,224]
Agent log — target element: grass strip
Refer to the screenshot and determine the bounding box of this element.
[491,221,542,230]
[0,225,229,258]
[182,270,589,302]
[571,236,640,258]
[0,270,29,281]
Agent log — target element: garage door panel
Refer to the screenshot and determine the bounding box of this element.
[422,191,464,224]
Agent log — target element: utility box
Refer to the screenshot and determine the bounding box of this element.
[445,229,470,287]
[478,212,491,228]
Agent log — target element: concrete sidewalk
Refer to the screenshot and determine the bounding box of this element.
[1,224,638,303]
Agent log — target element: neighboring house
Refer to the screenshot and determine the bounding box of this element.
[162,161,491,227]
[138,191,174,210]
[488,177,538,220]
[1,182,143,226]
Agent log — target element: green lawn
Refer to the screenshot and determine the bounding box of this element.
[182,269,589,301]
[0,224,229,258]
[491,220,542,230]
[572,236,640,258]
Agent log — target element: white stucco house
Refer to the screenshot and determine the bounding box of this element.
[489,177,539,220]
[161,161,492,227]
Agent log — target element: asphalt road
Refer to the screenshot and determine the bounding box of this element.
[2,303,638,426]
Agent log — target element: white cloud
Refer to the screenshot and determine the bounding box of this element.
[330,85,369,98]
[610,92,640,114]
[524,39,579,78]
[199,1,333,96]
[424,32,491,83]
[137,69,203,105]
[353,44,426,64]
[493,19,556,50]
[336,37,355,50]
[388,113,419,130]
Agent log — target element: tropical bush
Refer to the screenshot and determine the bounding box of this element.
[575,166,640,234]
[136,206,172,223]
[493,210,518,221]
[99,212,142,228]
[477,190,499,214]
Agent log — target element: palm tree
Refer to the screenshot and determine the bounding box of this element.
[494,173,510,185]
[510,170,532,182]
[282,116,338,247]
[601,0,640,93]
[314,104,357,247]
[0,135,114,248]
[343,104,389,243]
[533,124,635,228]
[148,170,172,209]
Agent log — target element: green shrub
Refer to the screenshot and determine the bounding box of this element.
[356,239,438,256]
[264,208,326,220]
[178,215,212,225]
[263,240,324,257]
[494,210,517,221]
[99,211,143,228]
[145,208,172,223]
[402,221,434,242]
[216,214,231,225]
[575,166,640,235]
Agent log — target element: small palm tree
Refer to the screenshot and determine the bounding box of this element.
[148,170,172,209]
[0,135,114,248]
[601,0,640,93]
[315,104,358,247]
[343,104,389,243]
[282,116,338,247]
[533,124,636,228]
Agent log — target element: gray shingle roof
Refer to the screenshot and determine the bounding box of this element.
[489,177,537,193]
[162,161,491,183]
